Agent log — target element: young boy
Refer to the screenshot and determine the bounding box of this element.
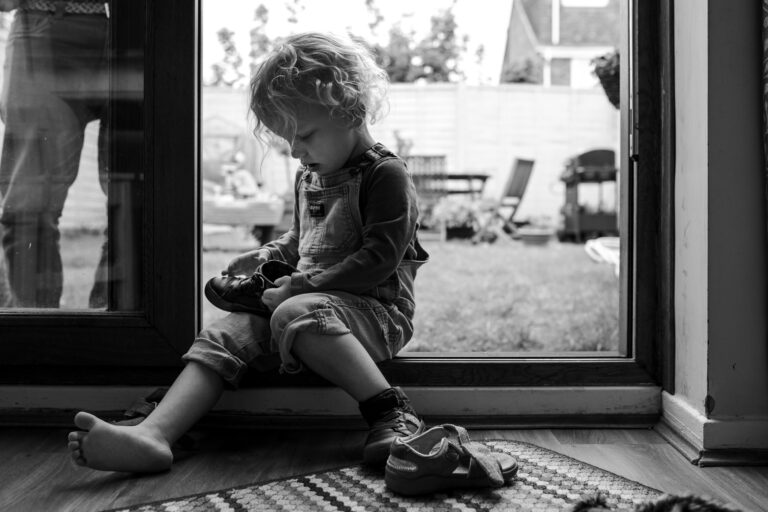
[67,32,429,472]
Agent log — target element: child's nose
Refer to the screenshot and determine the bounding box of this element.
[290,140,305,159]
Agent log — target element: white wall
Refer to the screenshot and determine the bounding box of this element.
[673,0,709,415]
[669,0,768,451]
[706,1,768,421]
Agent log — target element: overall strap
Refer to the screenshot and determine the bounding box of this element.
[355,144,405,224]
[355,143,399,188]
[292,143,402,204]
[358,143,396,169]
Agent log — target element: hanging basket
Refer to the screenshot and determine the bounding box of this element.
[592,50,620,110]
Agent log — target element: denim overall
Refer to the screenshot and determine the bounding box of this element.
[185,145,426,385]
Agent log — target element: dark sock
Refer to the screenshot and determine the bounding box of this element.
[358,387,417,426]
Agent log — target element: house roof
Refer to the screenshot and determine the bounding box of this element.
[500,0,620,83]
[520,0,620,46]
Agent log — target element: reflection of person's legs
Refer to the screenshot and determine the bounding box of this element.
[0,11,107,307]
[0,212,64,307]
[68,313,275,472]
[0,14,81,306]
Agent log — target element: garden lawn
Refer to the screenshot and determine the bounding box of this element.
[404,238,619,353]
[57,230,619,353]
[202,236,619,353]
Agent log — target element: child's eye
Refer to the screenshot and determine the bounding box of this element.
[298,130,315,141]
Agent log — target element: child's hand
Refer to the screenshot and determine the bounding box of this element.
[225,249,268,276]
[261,276,291,311]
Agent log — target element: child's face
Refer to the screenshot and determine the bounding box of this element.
[282,104,360,175]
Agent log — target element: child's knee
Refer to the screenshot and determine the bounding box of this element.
[269,294,319,333]
[198,312,270,348]
[185,313,272,386]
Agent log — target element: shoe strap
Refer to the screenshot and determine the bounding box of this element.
[124,397,158,419]
[241,273,268,293]
[443,424,504,486]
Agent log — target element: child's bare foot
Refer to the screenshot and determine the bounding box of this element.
[67,411,173,473]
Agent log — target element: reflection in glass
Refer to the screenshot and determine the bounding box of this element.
[0,1,143,310]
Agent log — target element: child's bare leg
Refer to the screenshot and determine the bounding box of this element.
[292,331,423,465]
[291,331,389,400]
[67,361,224,473]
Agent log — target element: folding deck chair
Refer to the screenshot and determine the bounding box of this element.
[473,158,535,242]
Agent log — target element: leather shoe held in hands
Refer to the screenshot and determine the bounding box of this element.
[204,260,297,316]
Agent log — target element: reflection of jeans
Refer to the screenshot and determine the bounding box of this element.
[0,11,109,307]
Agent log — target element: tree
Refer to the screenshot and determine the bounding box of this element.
[366,0,467,83]
[410,2,467,82]
[365,0,384,35]
[376,24,418,82]
[209,27,246,87]
[284,0,304,25]
[249,4,272,78]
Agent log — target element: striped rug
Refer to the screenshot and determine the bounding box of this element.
[109,440,662,512]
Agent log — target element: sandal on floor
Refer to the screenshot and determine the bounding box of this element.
[114,387,168,427]
[112,388,198,451]
[385,424,518,496]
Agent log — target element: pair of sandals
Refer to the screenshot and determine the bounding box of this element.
[385,424,518,496]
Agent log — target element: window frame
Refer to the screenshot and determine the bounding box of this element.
[0,0,673,397]
[0,0,199,376]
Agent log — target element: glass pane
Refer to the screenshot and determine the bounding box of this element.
[201,0,622,355]
[0,3,143,311]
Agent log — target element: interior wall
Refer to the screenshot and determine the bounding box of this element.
[673,0,709,415]
[706,0,768,419]
[672,0,768,449]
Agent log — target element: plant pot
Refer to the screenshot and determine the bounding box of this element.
[518,228,553,246]
[445,226,475,240]
[593,51,620,110]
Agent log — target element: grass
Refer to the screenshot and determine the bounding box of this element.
[201,234,619,353]
[403,237,619,353]
[54,230,619,353]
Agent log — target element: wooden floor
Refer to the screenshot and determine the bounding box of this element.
[2,426,768,512]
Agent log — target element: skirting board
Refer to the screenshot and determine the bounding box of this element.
[0,385,661,428]
[658,392,768,466]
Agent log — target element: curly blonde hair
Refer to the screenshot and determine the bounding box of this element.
[249,32,389,139]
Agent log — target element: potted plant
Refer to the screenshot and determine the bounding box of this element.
[592,50,620,110]
[430,196,478,239]
[516,215,555,246]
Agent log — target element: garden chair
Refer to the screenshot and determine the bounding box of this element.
[472,158,535,242]
[406,155,449,236]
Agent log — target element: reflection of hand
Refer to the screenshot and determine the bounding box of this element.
[261,276,291,311]
[0,0,21,11]
[225,249,267,276]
